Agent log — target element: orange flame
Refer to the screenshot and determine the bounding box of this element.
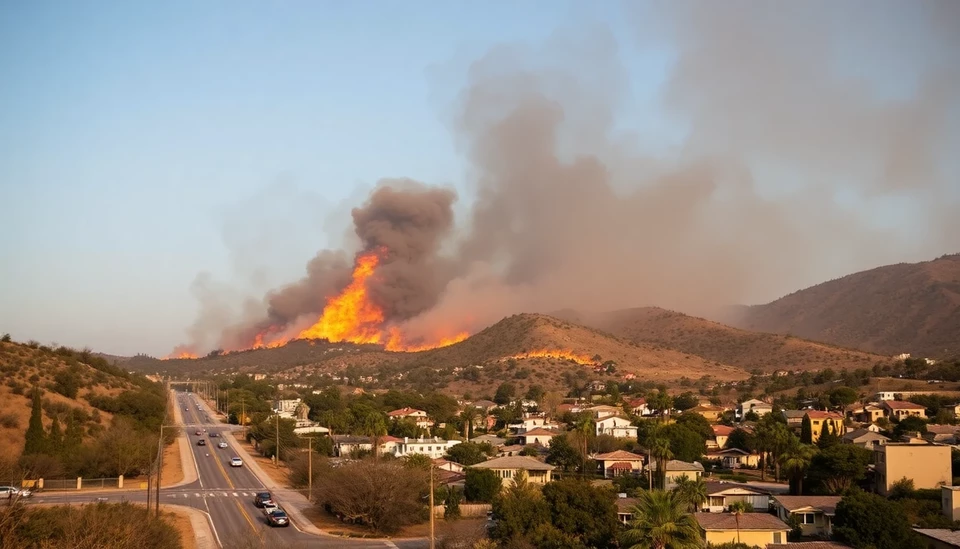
[505,350,596,365]
[296,252,385,344]
[164,349,198,360]
[385,327,469,353]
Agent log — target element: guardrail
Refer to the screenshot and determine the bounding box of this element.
[6,476,129,492]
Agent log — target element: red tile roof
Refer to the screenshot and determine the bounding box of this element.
[884,400,926,410]
[712,425,735,436]
[608,462,635,470]
[387,407,427,417]
[805,411,844,420]
[521,428,558,437]
[594,450,645,461]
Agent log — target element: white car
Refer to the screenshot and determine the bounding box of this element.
[230,457,243,467]
[261,502,278,516]
[0,486,31,499]
[218,442,228,449]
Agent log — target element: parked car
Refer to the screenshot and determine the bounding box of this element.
[266,509,289,527]
[217,442,228,449]
[197,439,206,446]
[0,486,31,499]
[261,502,278,516]
[230,457,243,467]
[254,492,273,507]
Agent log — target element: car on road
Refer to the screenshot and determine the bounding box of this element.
[261,502,278,516]
[266,509,289,527]
[0,486,31,499]
[254,492,273,507]
[217,442,228,449]
[209,432,219,437]
[230,457,243,467]
[197,439,206,446]
[195,430,202,436]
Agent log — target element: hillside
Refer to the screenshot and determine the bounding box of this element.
[0,339,145,459]
[726,253,960,359]
[553,307,892,373]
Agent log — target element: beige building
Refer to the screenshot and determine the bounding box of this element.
[874,442,952,496]
[646,460,704,490]
[883,400,927,419]
[695,513,789,546]
[773,495,840,538]
[470,455,555,487]
[518,428,556,447]
[943,486,960,522]
[594,450,645,478]
[805,411,846,443]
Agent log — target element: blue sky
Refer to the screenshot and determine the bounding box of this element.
[1,1,955,356]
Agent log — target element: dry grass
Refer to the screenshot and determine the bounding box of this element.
[563,306,894,374]
[731,253,960,359]
[160,506,198,549]
[160,436,184,487]
[301,506,486,541]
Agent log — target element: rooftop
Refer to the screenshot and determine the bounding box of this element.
[387,407,428,416]
[521,428,558,436]
[712,425,735,436]
[883,400,926,410]
[647,460,704,472]
[805,411,844,420]
[695,512,788,531]
[914,528,960,546]
[842,428,889,442]
[774,496,841,515]
[594,450,645,461]
[703,481,767,495]
[470,455,555,471]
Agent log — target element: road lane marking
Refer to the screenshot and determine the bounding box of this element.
[195,493,200,497]
[234,498,259,534]
[232,492,238,497]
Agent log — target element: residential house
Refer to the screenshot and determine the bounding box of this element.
[393,436,461,459]
[855,404,886,424]
[556,403,583,415]
[594,450,645,478]
[705,447,761,469]
[874,391,899,401]
[841,428,889,449]
[387,407,433,429]
[806,411,846,442]
[470,399,498,412]
[627,398,652,416]
[883,400,927,420]
[510,416,560,434]
[586,405,623,420]
[332,435,373,457]
[378,435,403,456]
[925,425,960,444]
[943,486,960,521]
[615,497,639,525]
[470,434,506,447]
[702,482,770,512]
[913,529,960,549]
[496,444,525,457]
[783,409,808,428]
[695,513,790,546]
[518,428,557,447]
[874,442,952,496]
[773,496,841,538]
[710,425,735,450]
[470,456,555,486]
[596,415,638,439]
[433,458,465,474]
[689,404,725,422]
[646,460,705,490]
[738,399,772,420]
[273,398,302,413]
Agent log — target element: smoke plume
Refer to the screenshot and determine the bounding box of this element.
[175,2,960,353]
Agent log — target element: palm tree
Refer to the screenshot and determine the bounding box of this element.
[650,437,673,490]
[779,443,817,495]
[459,406,477,439]
[672,475,707,512]
[362,413,387,459]
[729,501,749,544]
[620,489,701,549]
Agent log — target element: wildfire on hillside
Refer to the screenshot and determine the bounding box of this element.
[505,350,597,365]
[165,349,198,360]
[167,249,471,358]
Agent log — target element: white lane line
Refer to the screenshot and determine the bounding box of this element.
[195,493,201,497]
[232,492,238,497]
[221,492,228,497]
[385,542,399,548]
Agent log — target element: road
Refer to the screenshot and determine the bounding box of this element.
[31,390,427,549]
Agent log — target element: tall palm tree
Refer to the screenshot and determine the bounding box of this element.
[620,489,701,549]
[650,437,673,491]
[459,406,477,439]
[362,413,387,459]
[779,443,817,495]
[672,475,707,512]
[729,501,749,544]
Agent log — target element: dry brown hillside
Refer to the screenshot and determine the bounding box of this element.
[554,307,892,373]
[0,340,139,459]
[726,253,960,359]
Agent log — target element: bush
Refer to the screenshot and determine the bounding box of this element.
[464,468,502,503]
[0,413,19,429]
[4,501,182,548]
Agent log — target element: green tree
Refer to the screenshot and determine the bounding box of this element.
[525,384,545,404]
[800,414,813,444]
[494,382,517,405]
[729,501,750,545]
[829,386,859,408]
[650,437,673,491]
[546,433,585,472]
[893,415,928,439]
[672,475,707,512]
[808,444,872,494]
[443,486,462,520]
[541,478,620,548]
[647,389,673,420]
[446,442,492,466]
[64,414,83,452]
[726,428,756,452]
[675,411,713,440]
[464,468,501,503]
[23,388,47,456]
[673,392,699,411]
[458,406,478,439]
[816,422,841,449]
[47,416,64,455]
[662,423,706,463]
[780,443,817,495]
[489,471,550,542]
[619,489,701,549]
[833,489,918,549]
[361,413,388,458]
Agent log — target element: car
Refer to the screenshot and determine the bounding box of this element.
[197,439,206,446]
[218,442,228,449]
[254,492,273,507]
[0,486,31,499]
[266,509,289,527]
[261,502,278,516]
[210,432,219,438]
[195,430,202,436]
[230,457,243,467]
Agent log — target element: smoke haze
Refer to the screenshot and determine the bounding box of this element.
[176,2,960,353]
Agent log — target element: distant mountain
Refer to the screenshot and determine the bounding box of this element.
[553,307,889,372]
[725,254,960,359]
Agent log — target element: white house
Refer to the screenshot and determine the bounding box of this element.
[627,398,653,417]
[703,482,770,513]
[737,399,772,420]
[392,436,461,459]
[519,428,557,447]
[586,405,623,420]
[596,416,638,439]
[387,407,433,429]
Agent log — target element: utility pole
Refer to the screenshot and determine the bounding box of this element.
[146,466,153,514]
[156,431,163,517]
[241,398,246,438]
[429,463,435,549]
[304,437,314,502]
[275,413,280,468]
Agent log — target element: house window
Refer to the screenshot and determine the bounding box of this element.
[799,513,815,524]
[773,532,782,543]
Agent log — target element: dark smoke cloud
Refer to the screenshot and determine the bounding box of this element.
[174,2,960,352]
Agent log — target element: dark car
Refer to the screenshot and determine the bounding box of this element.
[197,439,206,446]
[266,509,289,527]
[253,492,273,507]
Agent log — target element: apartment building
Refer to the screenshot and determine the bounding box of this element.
[874,442,951,496]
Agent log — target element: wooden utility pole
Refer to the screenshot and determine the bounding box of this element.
[275,413,280,468]
[305,437,314,502]
[146,467,152,514]
[156,432,163,517]
[429,463,435,549]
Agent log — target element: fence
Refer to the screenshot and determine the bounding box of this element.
[432,503,491,518]
[15,477,126,492]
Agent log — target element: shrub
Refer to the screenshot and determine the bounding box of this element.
[0,413,19,429]
[6,501,182,548]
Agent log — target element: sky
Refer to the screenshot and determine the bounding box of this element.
[1,1,957,356]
